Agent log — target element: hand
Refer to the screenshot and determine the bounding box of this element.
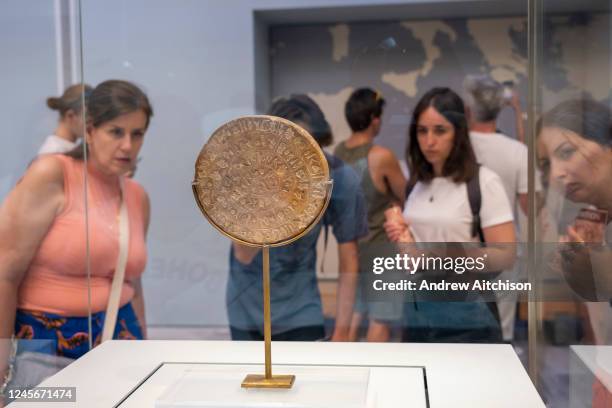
[396,226,415,243]
[384,205,414,243]
[558,225,597,300]
[561,225,585,244]
[559,225,592,263]
[559,225,588,257]
[383,219,414,243]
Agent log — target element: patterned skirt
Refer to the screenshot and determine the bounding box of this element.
[14,303,143,359]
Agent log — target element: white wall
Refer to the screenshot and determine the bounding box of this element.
[0,2,59,198]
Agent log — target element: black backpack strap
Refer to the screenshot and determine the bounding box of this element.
[468,166,502,333]
[467,166,485,243]
[404,178,417,202]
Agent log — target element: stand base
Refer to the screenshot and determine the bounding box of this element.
[241,374,296,389]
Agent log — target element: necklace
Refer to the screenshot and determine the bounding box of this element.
[428,181,439,202]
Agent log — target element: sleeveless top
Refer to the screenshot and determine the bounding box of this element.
[334,141,394,243]
[18,155,148,316]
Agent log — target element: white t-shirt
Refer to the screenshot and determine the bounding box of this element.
[469,131,542,212]
[403,166,514,242]
[38,135,77,155]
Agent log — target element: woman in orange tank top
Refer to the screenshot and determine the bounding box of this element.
[0,80,153,386]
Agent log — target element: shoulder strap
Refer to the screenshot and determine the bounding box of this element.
[467,166,502,328]
[320,153,341,274]
[102,178,130,342]
[467,166,485,243]
[404,178,417,202]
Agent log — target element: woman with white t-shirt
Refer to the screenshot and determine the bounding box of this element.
[38,84,92,155]
[384,87,516,342]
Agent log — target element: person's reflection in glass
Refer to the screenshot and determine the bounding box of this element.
[537,98,612,344]
[39,84,93,156]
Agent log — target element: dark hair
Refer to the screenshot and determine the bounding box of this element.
[537,98,612,147]
[268,94,332,147]
[344,88,385,132]
[65,80,153,160]
[46,83,93,117]
[407,87,478,183]
[87,80,153,129]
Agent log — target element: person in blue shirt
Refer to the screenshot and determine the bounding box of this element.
[227,94,368,341]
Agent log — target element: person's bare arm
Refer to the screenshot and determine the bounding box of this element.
[369,146,406,203]
[478,221,517,272]
[233,242,260,265]
[440,222,517,277]
[0,157,64,390]
[331,241,359,341]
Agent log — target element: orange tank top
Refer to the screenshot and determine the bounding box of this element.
[18,155,147,316]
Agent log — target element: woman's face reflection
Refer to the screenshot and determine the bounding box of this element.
[537,126,612,204]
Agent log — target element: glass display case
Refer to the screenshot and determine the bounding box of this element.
[532,1,612,406]
[1,0,611,406]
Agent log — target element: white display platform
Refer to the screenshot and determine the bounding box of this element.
[570,346,612,407]
[8,341,545,408]
[136,363,425,408]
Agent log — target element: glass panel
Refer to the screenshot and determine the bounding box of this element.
[80,1,243,341]
[8,0,592,404]
[78,0,534,350]
[0,0,88,396]
[534,1,612,406]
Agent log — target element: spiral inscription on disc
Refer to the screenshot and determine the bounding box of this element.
[193,116,330,246]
